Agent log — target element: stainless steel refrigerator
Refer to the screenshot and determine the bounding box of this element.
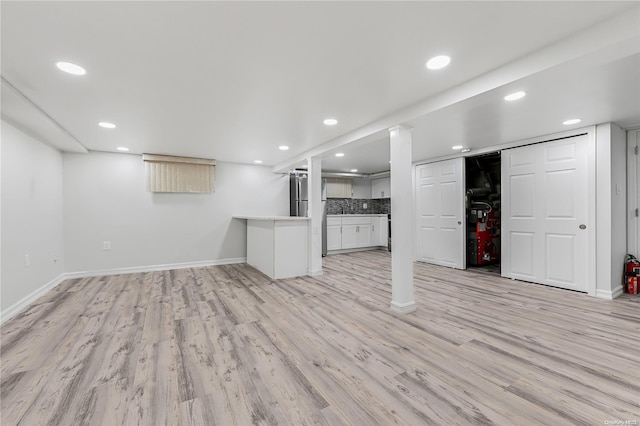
[289,173,308,217]
[290,173,328,256]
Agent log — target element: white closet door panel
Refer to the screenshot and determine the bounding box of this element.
[510,174,535,218]
[546,234,576,285]
[418,227,437,262]
[502,135,591,292]
[415,158,465,269]
[509,231,536,279]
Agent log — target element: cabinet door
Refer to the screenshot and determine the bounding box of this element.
[371,220,379,246]
[341,225,357,249]
[371,177,391,198]
[377,217,389,247]
[356,224,372,247]
[327,225,342,251]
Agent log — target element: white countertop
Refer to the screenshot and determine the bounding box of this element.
[233,215,311,221]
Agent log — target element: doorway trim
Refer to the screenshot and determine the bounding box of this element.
[626,128,640,256]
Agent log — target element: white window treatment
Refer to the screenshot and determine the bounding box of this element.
[143,154,216,193]
[325,177,353,198]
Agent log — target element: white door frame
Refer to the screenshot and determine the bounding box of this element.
[627,128,640,257]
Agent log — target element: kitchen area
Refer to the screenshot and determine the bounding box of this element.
[236,162,392,281]
[290,171,391,255]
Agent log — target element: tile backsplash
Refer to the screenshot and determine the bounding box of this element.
[326,198,390,215]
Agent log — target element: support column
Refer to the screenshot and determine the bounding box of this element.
[389,125,416,314]
[308,157,323,276]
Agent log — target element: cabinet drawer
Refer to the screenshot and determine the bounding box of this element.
[327,217,342,226]
[341,216,372,226]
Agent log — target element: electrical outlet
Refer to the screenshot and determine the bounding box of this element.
[363,203,368,209]
[25,254,30,268]
[52,254,58,264]
[103,241,111,251]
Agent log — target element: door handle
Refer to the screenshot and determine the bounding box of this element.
[458,221,462,225]
[579,224,586,230]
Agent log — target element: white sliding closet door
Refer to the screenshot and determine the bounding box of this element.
[415,158,465,269]
[501,134,592,292]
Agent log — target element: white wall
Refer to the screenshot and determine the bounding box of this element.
[63,152,289,273]
[596,122,627,298]
[352,177,371,199]
[1,121,65,312]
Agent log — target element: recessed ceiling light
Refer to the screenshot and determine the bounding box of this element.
[504,91,526,101]
[278,145,289,151]
[323,118,338,126]
[254,160,263,164]
[350,169,358,173]
[56,61,86,75]
[426,55,451,70]
[452,145,463,150]
[562,118,582,125]
[116,146,129,152]
[98,122,116,129]
[335,152,345,157]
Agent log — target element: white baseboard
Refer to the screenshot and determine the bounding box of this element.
[0,257,246,325]
[64,257,247,279]
[595,285,625,300]
[0,273,67,325]
[308,268,324,277]
[326,246,389,256]
[390,300,417,315]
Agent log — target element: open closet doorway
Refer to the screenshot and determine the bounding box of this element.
[465,152,501,274]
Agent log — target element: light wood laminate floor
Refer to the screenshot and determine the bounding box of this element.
[2,250,639,425]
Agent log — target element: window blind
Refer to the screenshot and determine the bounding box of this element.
[143,154,216,193]
[325,177,353,198]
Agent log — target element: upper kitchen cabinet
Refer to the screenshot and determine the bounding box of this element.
[371,177,390,199]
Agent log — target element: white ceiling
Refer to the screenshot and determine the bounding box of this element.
[2,1,639,174]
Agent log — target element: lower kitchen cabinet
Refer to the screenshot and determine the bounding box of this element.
[341,224,357,249]
[327,224,342,251]
[355,224,372,247]
[326,215,387,252]
[371,216,388,246]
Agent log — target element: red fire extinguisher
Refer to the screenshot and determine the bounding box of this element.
[624,254,640,294]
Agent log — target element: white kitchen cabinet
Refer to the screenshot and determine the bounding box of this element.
[372,216,388,246]
[341,224,357,249]
[371,219,380,246]
[342,216,372,248]
[371,177,391,199]
[327,224,342,251]
[327,215,387,252]
[355,224,372,247]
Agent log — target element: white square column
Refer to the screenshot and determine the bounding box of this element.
[308,157,323,276]
[389,125,416,314]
